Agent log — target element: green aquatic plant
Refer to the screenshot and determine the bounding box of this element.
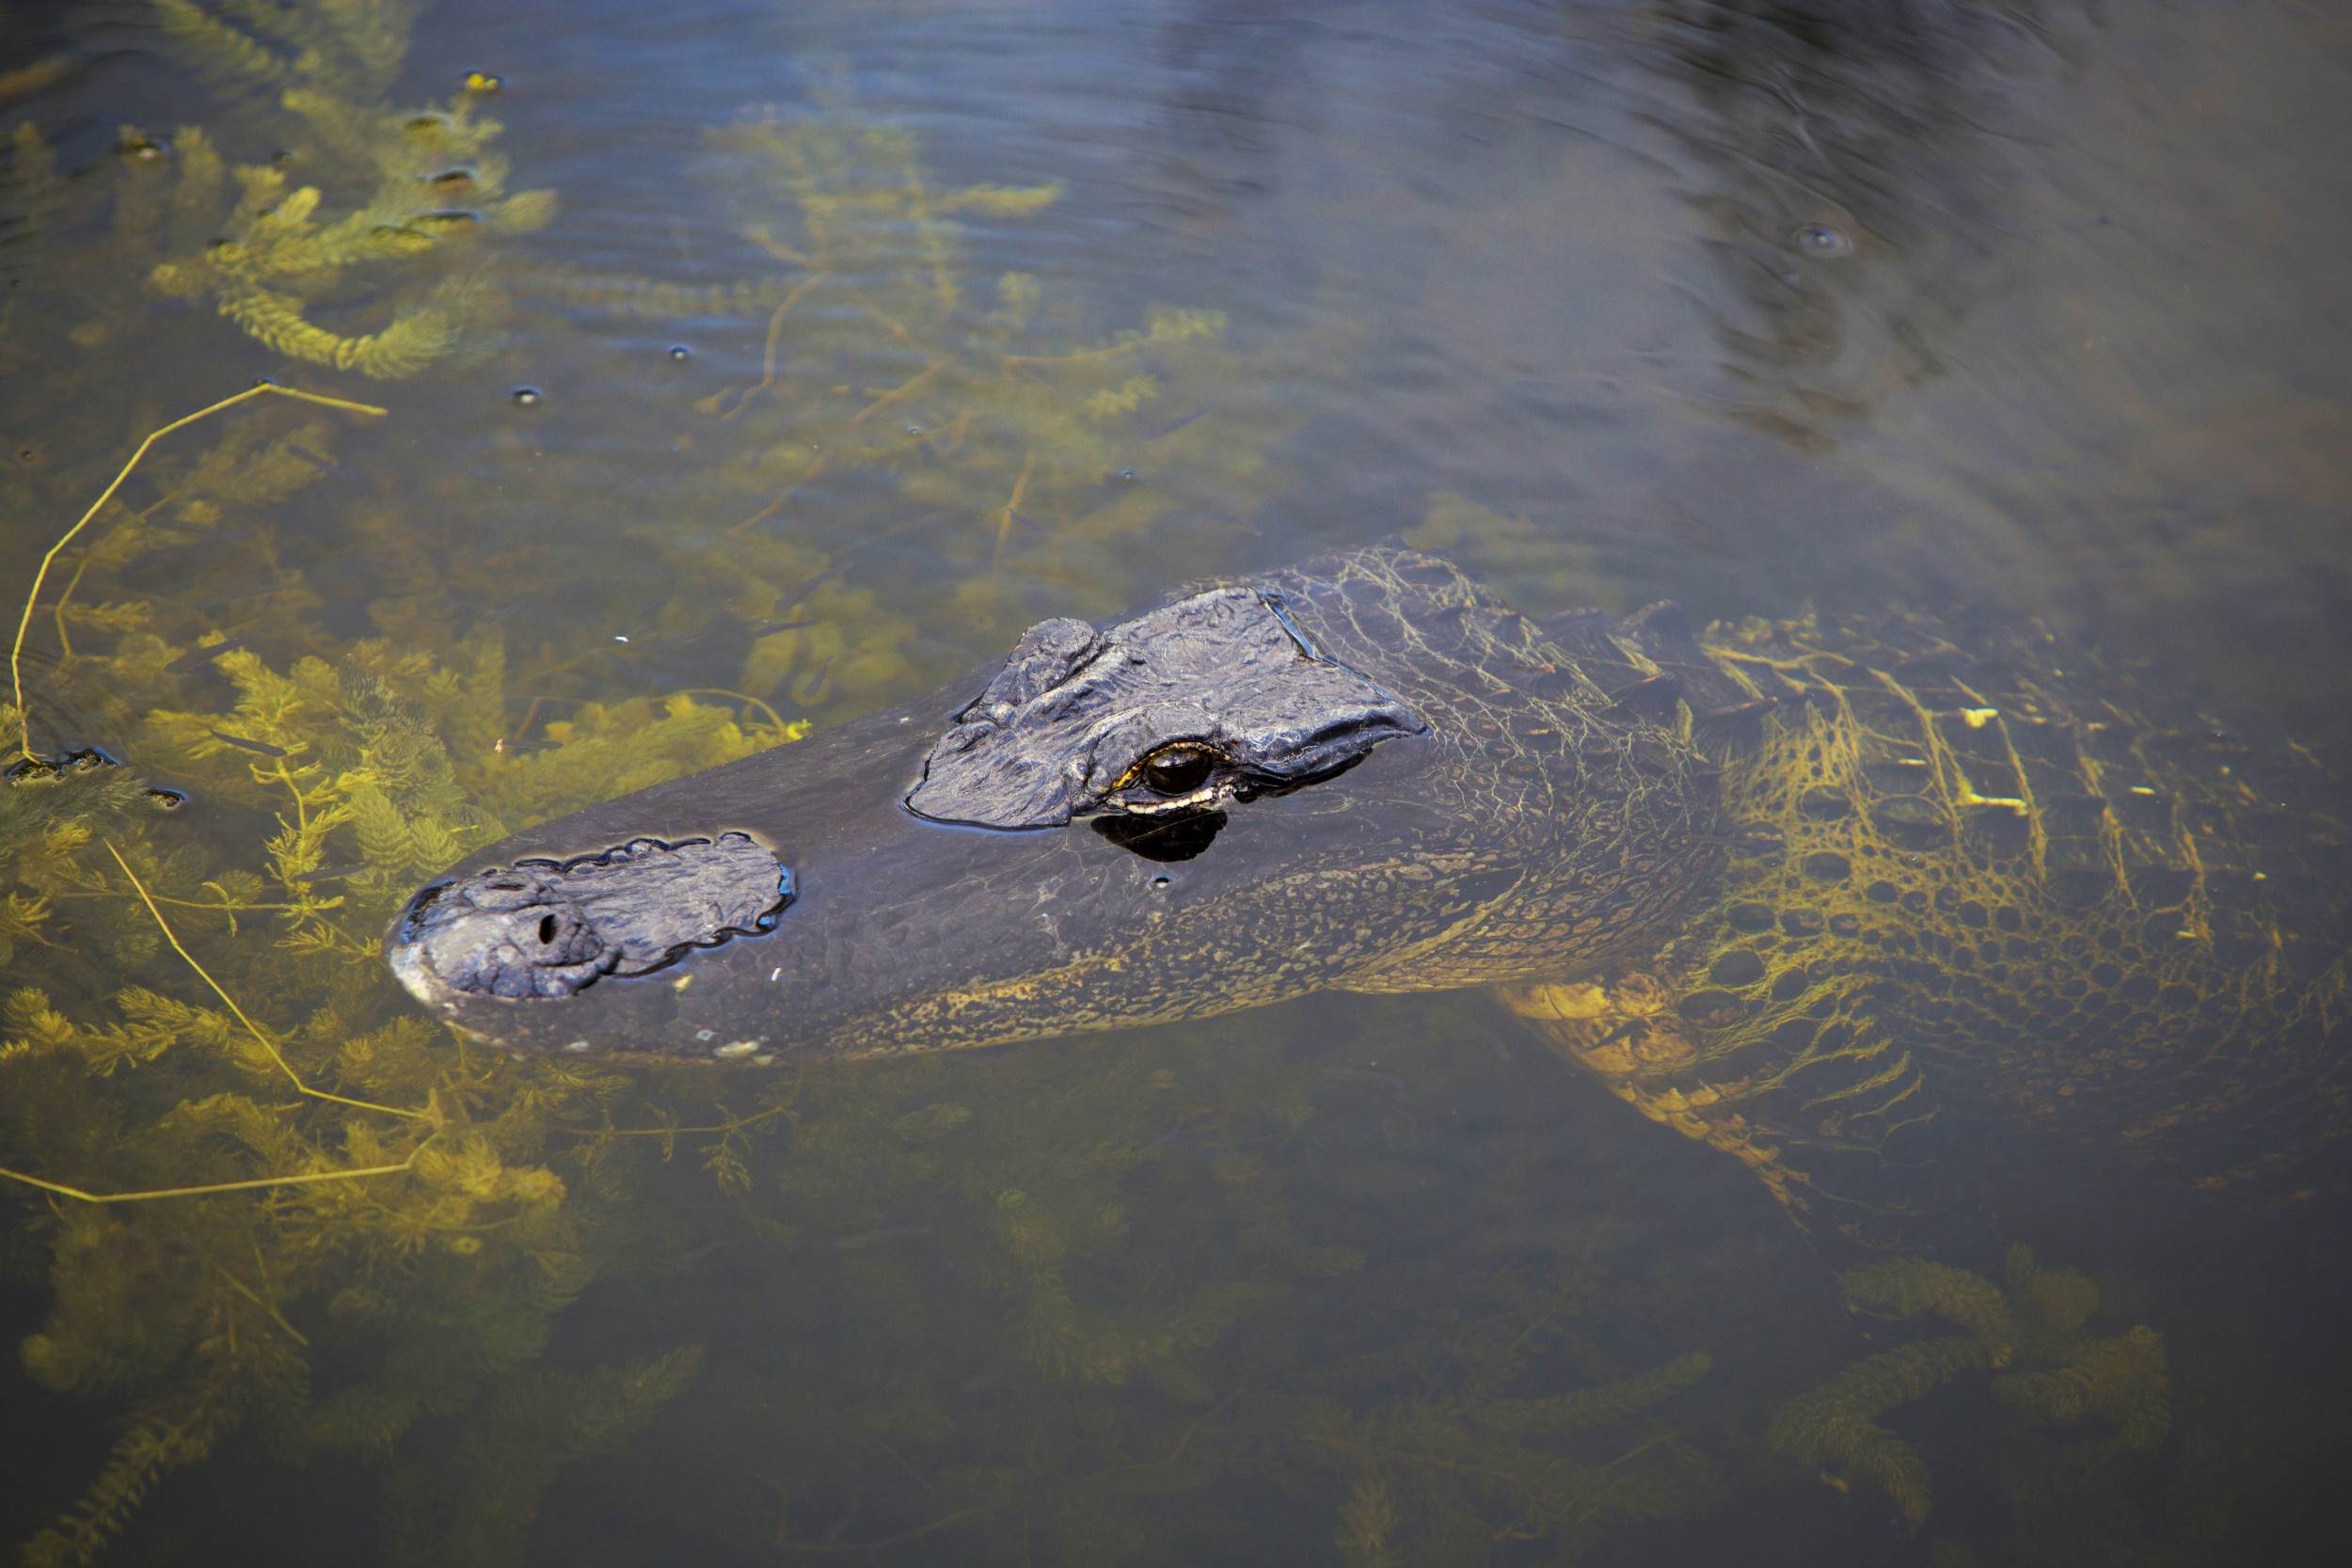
[0,388,801,1562]
[531,75,1294,710]
[0,731,748,1565]
[701,95,1260,633]
[0,5,559,793]
[0,383,1724,1565]
[378,1346,705,1568]
[1,1,550,380]
[8,381,388,762]
[4,808,599,1566]
[1769,1246,2170,1528]
[1403,492,1626,615]
[144,0,552,375]
[719,1080,1720,1566]
[1278,1261,1718,1565]
[135,113,548,378]
[154,0,421,103]
[4,30,1713,1567]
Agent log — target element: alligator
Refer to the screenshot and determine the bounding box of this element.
[385,548,2352,1238]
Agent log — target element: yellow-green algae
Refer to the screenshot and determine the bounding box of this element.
[0,10,1706,1562]
[1760,1243,2295,1566]
[12,1,551,379]
[1770,1246,2169,1529]
[0,7,2308,1565]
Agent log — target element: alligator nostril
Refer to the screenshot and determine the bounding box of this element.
[396,833,789,1002]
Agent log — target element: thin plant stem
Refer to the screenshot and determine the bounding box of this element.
[667,689,796,736]
[571,1105,793,1139]
[10,383,387,761]
[50,555,90,660]
[727,464,821,537]
[0,1151,424,1205]
[776,1509,982,1554]
[991,449,1037,578]
[506,694,544,746]
[720,272,826,420]
[102,839,428,1121]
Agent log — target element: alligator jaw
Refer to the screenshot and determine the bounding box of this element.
[382,547,1722,1066]
[389,832,792,1006]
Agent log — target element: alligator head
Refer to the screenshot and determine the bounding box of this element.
[384,548,1725,1064]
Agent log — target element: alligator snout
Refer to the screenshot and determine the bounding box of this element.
[388,832,791,1004]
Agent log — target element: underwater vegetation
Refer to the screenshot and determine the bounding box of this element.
[0,0,576,778]
[0,364,812,1560]
[1770,1247,2169,1530]
[1765,1244,2305,1567]
[1401,493,1627,619]
[6,1,551,381]
[0,13,1692,1562]
[592,1011,1728,1566]
[691,91,1254,642]
[0,8,2323,1566]
[0,686,1725,1565]
[523,71,1300,706]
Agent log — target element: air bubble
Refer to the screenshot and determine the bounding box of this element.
[904,425,923,437]
[512,387,542,406]
[1791,223,1853,258]
[1117,468,1137,482]
[669,345,691,360]
[463,72,505,93]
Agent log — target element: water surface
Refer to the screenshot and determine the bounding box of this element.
[3,2,2349,1563]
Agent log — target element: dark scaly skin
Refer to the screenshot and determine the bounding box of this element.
[388,549,1724,1062]
[386,548,2352,1226]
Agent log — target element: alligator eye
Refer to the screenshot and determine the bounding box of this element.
[1140,746,1215,796]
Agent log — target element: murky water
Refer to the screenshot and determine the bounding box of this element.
[4,2,2349,1563]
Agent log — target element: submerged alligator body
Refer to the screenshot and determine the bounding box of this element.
[386,549,2352,1231]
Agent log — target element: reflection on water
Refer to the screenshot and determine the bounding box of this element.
[2,1,2349,1563]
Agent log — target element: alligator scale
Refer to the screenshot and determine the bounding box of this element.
[387,549,2352,1232]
